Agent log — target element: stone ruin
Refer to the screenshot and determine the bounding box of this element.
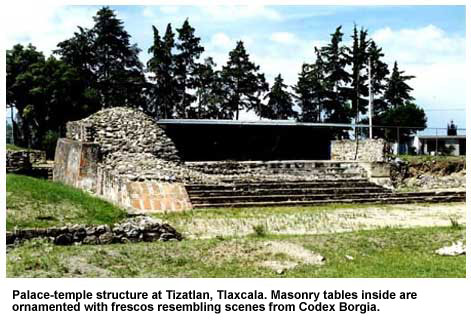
[54,107,389,213]
[7,149,46,172]
[66,107,180,162]
[55,107,209,213]
[54,107,463,213]
[6,216,182,246]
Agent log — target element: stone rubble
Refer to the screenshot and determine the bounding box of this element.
[101,152,220,184]
[6,151,30,172]
[6,150,46,172]
[435,241,466,256]
[6,216,182,246]
[67,107,180,162]
[403,172,465,190]
[390,156,466,190]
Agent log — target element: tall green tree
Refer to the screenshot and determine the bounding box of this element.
[6,44,45,146]
[319,26,351,137]
[347,25,370,122]
[220,41,268,120]
[294,50,328,123]
[147,24,178,119]
[368,40,390,116]
[174,19,205,118]
[383,61,415,109]
[56,7,146,110]
[191,57,230,119]
[7,44,83,154]
[54,26,99,115]
[91,7,146,109]
[262,74,296,120]
[294,63,317,122]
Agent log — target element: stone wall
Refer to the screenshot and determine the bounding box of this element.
[123,181,191,212]
[6,150,46,172]
[54,138,193,213]
[331,139,388,162]
[55,107,197,213]
[186,160,368,181]
[6,216,182,246]
[66,107,180,162]
[53,139,100,192]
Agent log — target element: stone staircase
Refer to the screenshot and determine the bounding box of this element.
[184,161,465,209]
[186,180,464,208]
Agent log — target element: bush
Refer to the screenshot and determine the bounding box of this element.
[252,224,267,237]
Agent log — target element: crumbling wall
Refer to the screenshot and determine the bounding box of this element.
[185,160,368,179]
[331,139,388,162]
[6,150,46,172]
[66,107,180,162]
[6,216,182,245]
[55,107,193,213]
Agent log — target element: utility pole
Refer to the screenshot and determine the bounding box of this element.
[368,57,373,139]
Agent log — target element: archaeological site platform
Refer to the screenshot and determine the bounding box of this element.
[53,107,464,213]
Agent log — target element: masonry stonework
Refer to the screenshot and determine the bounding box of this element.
[331,139,388,162]
[6,149,46,172]
[54,108,193,213]
[54,108,394,212]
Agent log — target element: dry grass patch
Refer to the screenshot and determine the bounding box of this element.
[156,203,465,239]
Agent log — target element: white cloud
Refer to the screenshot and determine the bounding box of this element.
[372,25,465,65]
[407,63,465,110]
[142,7,155,18]
[201,5,282,21]
[270,32,298,44]
[209,32,234,51]
[5,5,96,55]
[371,25,465,122]
[160,6,180,14]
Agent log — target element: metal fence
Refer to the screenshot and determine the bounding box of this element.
[347,124,466,156]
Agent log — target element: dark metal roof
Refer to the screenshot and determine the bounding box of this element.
[157,119,369,128]
[156,119,466,131]
[418,135,466,139]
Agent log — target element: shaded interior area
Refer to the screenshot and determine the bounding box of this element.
[158,121,332,161]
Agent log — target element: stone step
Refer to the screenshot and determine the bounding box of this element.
[192,167,363,174]
[189,191,403,204]
[192,194,465,208]
[185,161,365,169]
[216,172,365,180]
[185,179,373,191]
[188,186,391,197]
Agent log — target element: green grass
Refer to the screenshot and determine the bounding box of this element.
[6,144,25,151]
[6,226,465,278]
[152,203,384,221]
[5,173,465,278]
[6,174,127,230]
[398,154,465,164]
[6,144,42,152]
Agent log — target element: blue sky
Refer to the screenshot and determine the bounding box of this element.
[5,5,466,132]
